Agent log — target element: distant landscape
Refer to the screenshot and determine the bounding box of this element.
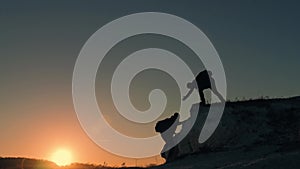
[1,96,299,169]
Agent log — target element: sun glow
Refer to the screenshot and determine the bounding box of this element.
[50,149,73,166]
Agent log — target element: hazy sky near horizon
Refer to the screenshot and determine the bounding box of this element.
[1,0,300,166]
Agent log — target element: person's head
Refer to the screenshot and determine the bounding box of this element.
[173,112,180,123]
[187,81,196,89]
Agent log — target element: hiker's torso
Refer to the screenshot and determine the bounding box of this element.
[195,70,211,89]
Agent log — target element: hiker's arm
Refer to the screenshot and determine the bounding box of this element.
[178,121,184,125]
[182,88,194,101]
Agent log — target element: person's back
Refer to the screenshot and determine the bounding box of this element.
[155,113,179,133]
[195,70,212,90]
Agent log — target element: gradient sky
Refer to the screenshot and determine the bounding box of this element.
[1,0,300,167]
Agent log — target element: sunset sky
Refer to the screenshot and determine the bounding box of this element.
[1,0,300,167]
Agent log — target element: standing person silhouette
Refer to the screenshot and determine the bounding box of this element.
[182,70,225,105]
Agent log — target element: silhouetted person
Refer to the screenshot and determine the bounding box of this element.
[155,112,180,138]
[155,112,181,160]
[183,70,225,105]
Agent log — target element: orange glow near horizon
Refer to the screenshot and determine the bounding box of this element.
[50,148,73,166]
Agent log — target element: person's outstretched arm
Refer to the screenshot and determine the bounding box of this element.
[182,88,194,101]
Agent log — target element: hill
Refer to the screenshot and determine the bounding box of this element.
[0,157,58,169]
[154,96,300,168]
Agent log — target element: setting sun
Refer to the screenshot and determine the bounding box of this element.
[50,149,73,166]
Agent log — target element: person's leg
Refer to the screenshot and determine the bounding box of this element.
[211,79,225,103]
[214,91,225,103]
[199,89,206,105]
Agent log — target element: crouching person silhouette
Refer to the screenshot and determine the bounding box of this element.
[155,112,181,160]
[183,70,225,105]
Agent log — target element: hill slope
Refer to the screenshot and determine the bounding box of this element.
[155,96,300,168]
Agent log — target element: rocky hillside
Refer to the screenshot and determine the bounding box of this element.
[158,96,300,168]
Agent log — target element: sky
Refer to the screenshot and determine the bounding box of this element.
[1,0,300,167]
